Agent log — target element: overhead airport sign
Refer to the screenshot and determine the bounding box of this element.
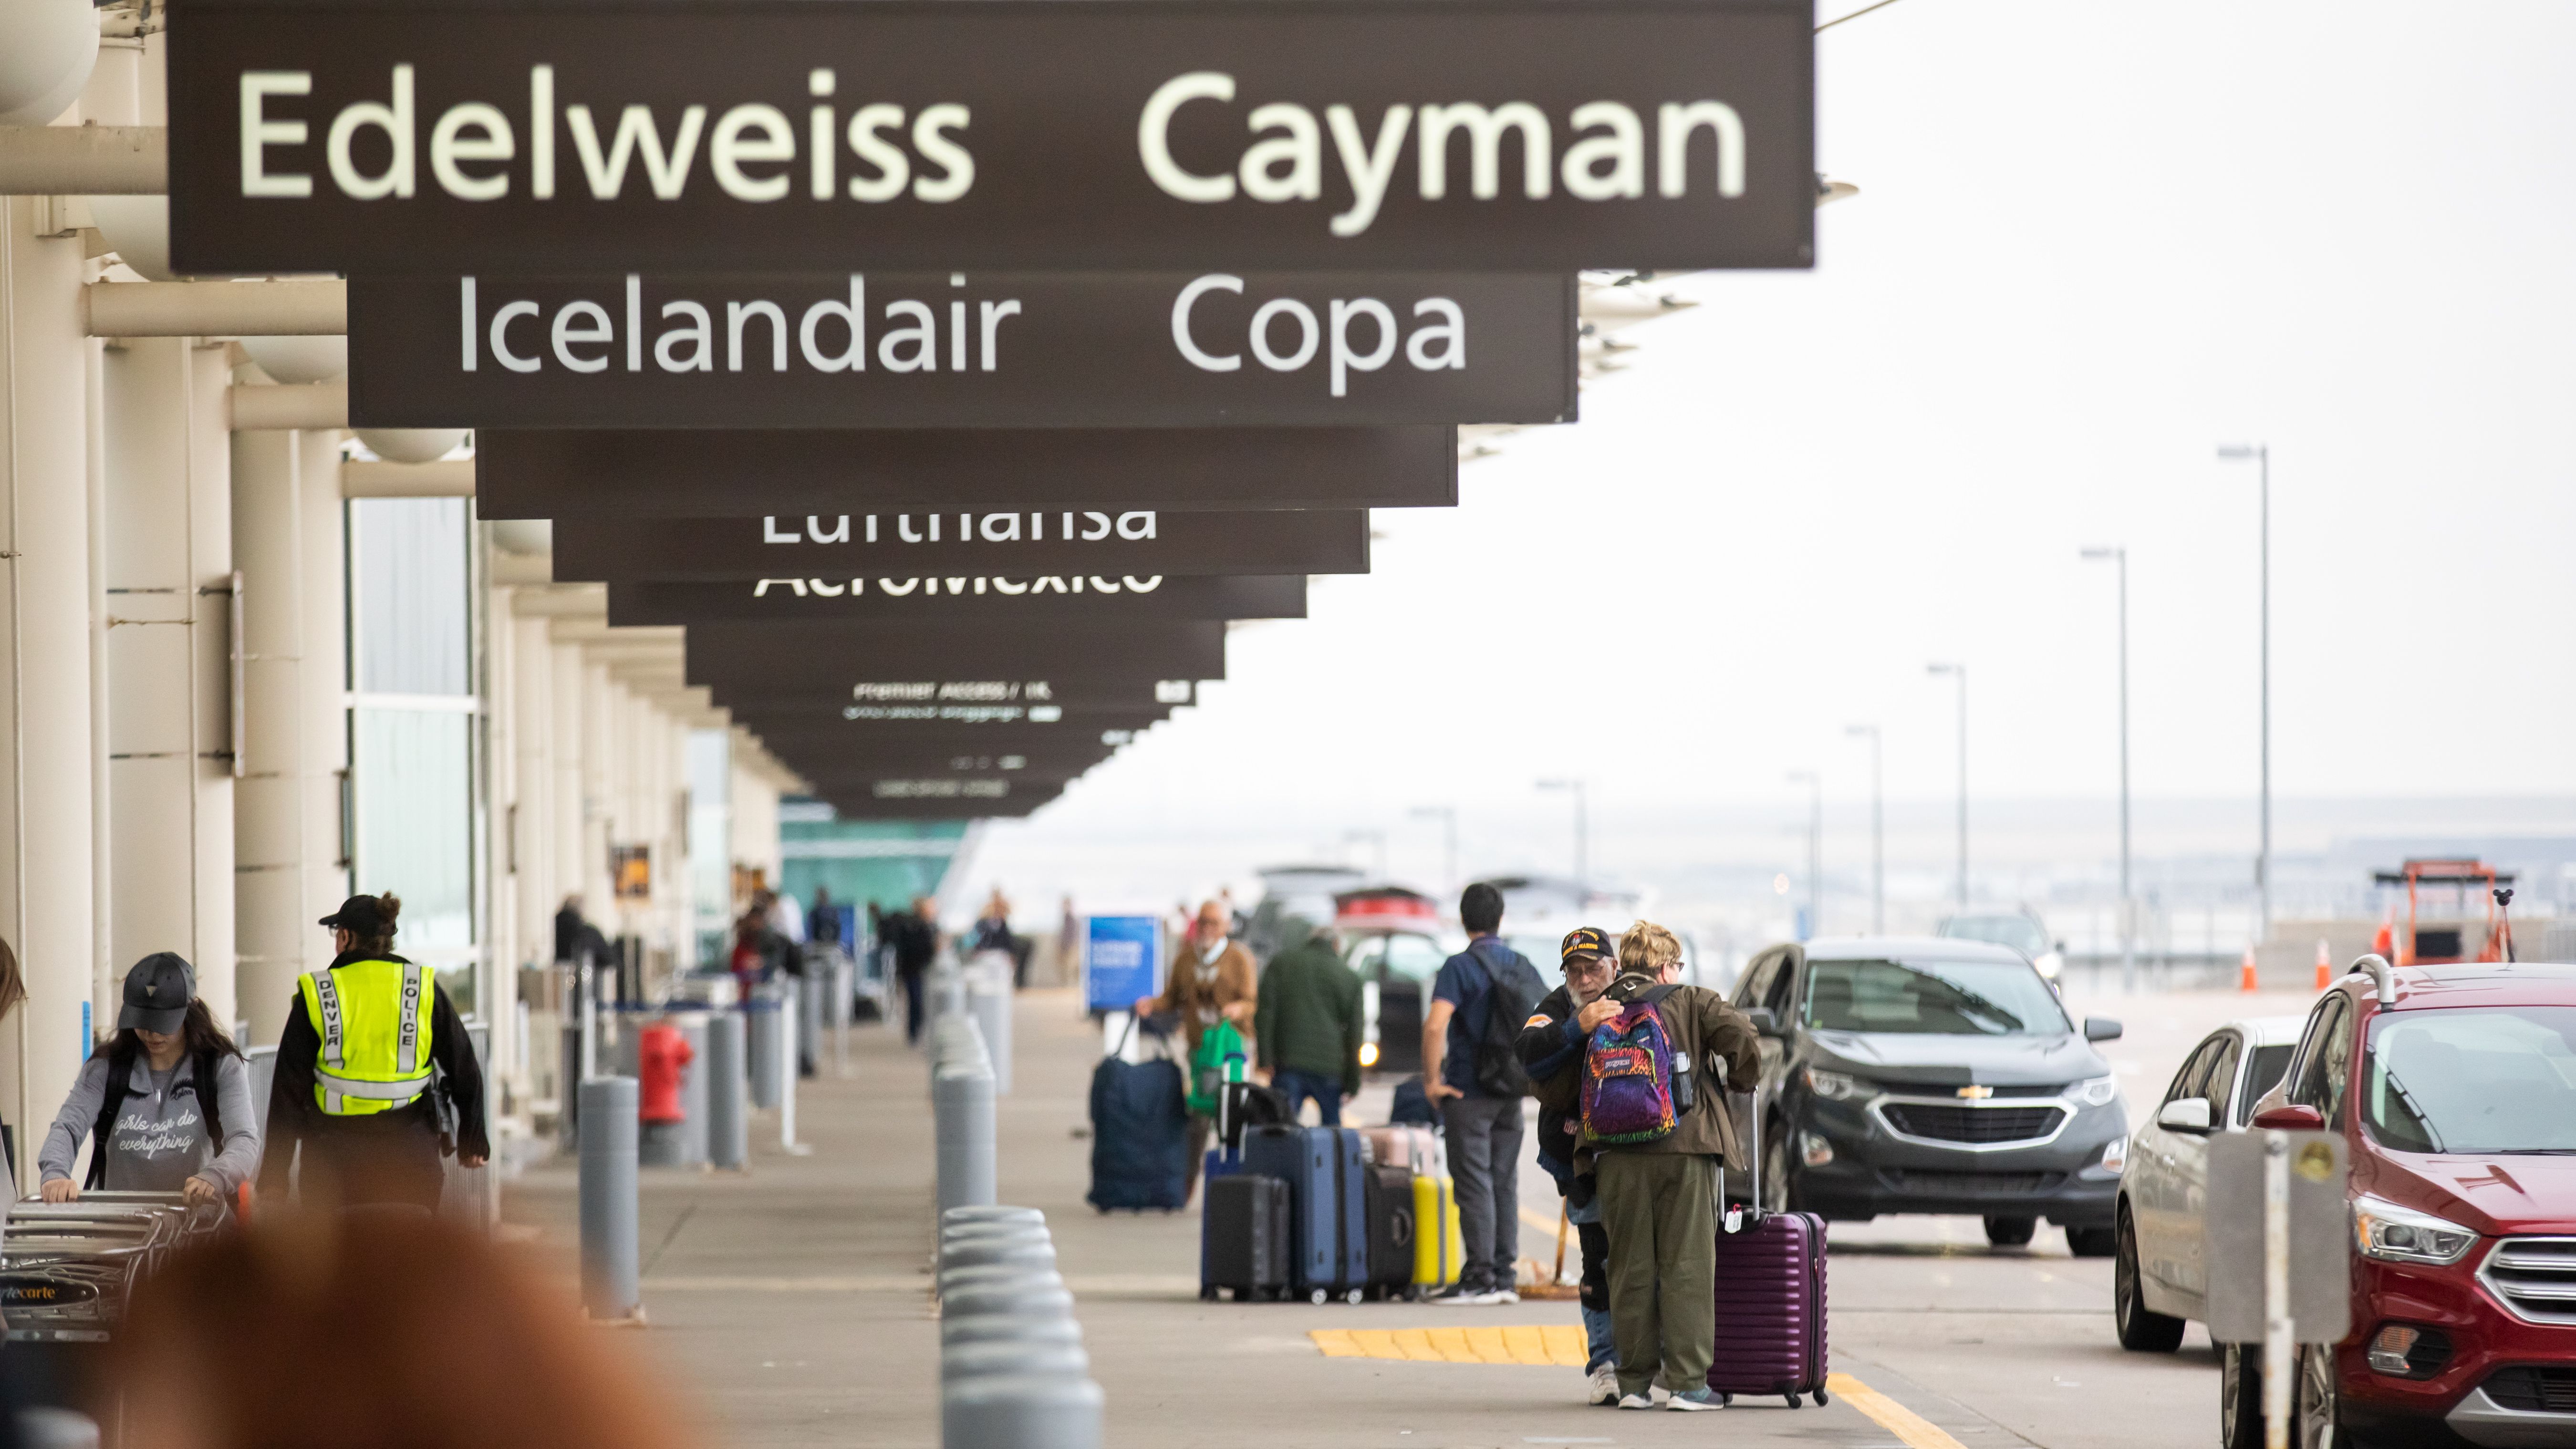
[811,789,1064,822]
[771,739,1123,775]
[704,675,1193,713]
[170,0,1813,274]
[475,426,1453,518]
[683,619,1229,683]
[552,511,1365,583]
[352,272,1572,428]
[612,575,1300,626]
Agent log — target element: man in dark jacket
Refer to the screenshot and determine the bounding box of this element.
[891,896,941,1045]
[1515,927,1627,1405]
[1253,921,1363,1124]
[1582,922,1762,1411]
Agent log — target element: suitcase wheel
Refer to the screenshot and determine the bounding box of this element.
[1784,1394,1801,1409]
[1200,1286,1217,1301]
[1344,1288,1365,1305]
[1813,1386,1830,1407]
[1309,1288,1329,1305]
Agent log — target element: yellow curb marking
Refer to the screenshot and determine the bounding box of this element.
[1827,1373,1971,1449]
[1308,1325,1589,1366]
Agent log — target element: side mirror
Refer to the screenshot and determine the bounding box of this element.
[2155,1097,2214,1134]
[2084,1017,2123,1042]
[2251,1103,2325,1132]
[2056,940,2069,954]
[1742,1006,1782,1038]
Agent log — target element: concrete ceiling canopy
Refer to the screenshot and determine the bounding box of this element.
[238,334,350,384]
[354,428,470,464]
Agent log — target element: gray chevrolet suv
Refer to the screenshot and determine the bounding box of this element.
[1733,938,2129,1254]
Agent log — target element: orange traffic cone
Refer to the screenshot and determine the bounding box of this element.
[2240,946,2260,993]
[2315,940,2333,991]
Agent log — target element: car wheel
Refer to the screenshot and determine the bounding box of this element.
[2297,1344,2348,1449]
[1983,1215,2037,1248]
[1762,1125,1793,1213]
[2066,1225,2118,1258]
[2220,1344,2264,1449]
[2114,1215,2187,1352]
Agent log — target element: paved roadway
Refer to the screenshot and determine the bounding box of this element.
[502,981,2327,1449]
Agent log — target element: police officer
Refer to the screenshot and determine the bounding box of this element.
[259,893,488,1209]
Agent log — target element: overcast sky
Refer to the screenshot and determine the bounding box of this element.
[961,1,2576,911]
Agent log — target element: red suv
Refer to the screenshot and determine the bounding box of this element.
[2239,958,2576,1449]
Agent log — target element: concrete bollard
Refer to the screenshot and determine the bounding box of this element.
[933,1061,997,1212]
[942,1204,1045,1230]
[578,1076,642,1322]
[674,1012,710,1167]
[940,1314,1086,1351]
[941,1340,1092,1383]
[706,1011,749,1170]
[967,954,1013,1097]
[777,988,811,1155]
[939,1238,1058,1277]
[748,986,785,1110]
[798,970,823,1077]
[939,1269,1064,1304]
[941,1373,1104,1449]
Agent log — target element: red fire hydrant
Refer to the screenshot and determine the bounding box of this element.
[637,1022,693,1125]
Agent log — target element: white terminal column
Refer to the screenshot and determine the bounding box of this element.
[101,335,236,1025]
[231,422,349,1043]
[510,607,557,957]
[0,190,99,1171]
[548,638,584,957]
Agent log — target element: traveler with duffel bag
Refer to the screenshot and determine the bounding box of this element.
[1577,922,1764,1411]
[1131,900,1257,1205]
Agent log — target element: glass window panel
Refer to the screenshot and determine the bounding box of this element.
[351,497,469,697]
[352,707,475,957]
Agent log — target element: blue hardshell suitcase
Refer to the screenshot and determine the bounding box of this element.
[1243,1124,1367,1302]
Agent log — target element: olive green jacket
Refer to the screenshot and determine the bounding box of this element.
[1255,931,1366,1095]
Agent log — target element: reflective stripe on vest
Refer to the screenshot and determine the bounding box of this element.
[299,960,435,1116]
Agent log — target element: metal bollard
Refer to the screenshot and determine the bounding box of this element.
[940,1313,1086,1350]
[578,1076,642,1322]
[706,1011,749,1170]
[777,988,811,1155]
[674,1012,710,1167]
[798,970,823,1077]
[933,1060,997,1211]
[748,986,785,1110]
[942,1340,1091,1383]
[942,1204,1045,1230]
[941,1373,1104,1449]
[939,1268,1064,1303]
[967,955,1013,1097]
[941,1282,1075,1322]
[940,1239,1058,1277]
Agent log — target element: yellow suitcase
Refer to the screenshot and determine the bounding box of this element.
[1412,1174,1464,1289]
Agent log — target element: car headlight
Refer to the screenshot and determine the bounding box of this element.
[2353,1194,2478,1265]
[1805,1067,1871,1101]
[2070,1075,2119,1107]
[1358,1041,1379,1068]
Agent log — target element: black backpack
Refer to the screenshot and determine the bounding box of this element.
[84,1041,227,1191]
[1468,941,1549,1099]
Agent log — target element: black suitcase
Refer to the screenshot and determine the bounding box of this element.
[1086,1022,1191,1211]
[1203,1174,1292,1301]
[1361,1163,1417,1301]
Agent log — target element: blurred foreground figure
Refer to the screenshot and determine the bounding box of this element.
[112,1210,699,1449]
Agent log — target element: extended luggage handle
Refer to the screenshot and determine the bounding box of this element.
[1725,1086,1766,1235]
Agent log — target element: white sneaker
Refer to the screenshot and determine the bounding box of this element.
[1431,1287,1500,1306]
[1616,1393,1656,1411]
[1487,1289,1521,1305]
[1587,1369,1621,1406]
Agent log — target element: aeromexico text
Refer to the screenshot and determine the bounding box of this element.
[241,67,1752,237]
[455,274,1468,397]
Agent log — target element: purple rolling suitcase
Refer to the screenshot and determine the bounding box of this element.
[1707,1100,1830,1408]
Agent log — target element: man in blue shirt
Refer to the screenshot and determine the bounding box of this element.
[1421,882,1543,1305]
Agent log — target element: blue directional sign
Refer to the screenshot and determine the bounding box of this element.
[1083,914,1165,1015]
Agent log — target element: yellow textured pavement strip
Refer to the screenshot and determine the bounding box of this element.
[1306,1325,1590,1366]
[1827,1373,1971,1449]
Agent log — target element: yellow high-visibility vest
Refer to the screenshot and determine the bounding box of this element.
[297,959,435,1116]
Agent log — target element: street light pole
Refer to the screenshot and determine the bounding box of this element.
[2083,546,2134,994]
[1409,806,1457,895]
[1846,724,1883,933]
[1344,828,1388,880]
[1537,779,1589,886]
[2219,444,2271,946]
[1928,663,1967,909]
[1788,771,1821,939]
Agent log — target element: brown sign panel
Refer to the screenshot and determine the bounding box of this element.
[705,674,1191,714]
[554,510,1365,583]
[734,711,1171,750]
[811,787,1066,823]
[774,738,1123,775]
[684,619,1228,683]
[351,272,1572,428]
[614,575,1298,626]
[476,426,1452,518]
[169,0,1812,274]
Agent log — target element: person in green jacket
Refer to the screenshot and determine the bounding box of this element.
[1254,920,1364,1125]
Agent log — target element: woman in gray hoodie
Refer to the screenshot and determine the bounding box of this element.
[37,952,260,1205]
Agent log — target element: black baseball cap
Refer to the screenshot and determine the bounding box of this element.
[119,952,195,1034]
[1560,927,1615,966]
[319,894,391,936]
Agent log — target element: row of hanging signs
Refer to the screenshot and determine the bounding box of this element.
[170,0,1814,819]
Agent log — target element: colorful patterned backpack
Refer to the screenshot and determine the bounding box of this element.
[1581,984,1683,1145]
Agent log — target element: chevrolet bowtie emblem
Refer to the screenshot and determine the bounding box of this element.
[1955,1085,1994,1100]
